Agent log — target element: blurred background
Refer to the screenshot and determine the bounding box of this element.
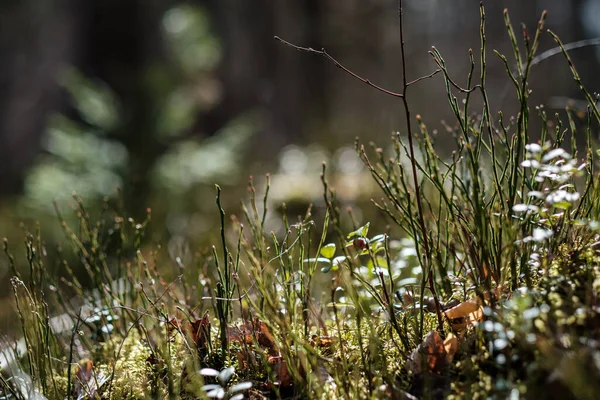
[0,0,598,311]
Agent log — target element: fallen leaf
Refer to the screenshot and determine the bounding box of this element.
[267,355,293,387]
[167,318,182,333]
[227,318,278,355]
[73,359,107,400]
[310,335,336,350]
[444,300,480,319]
[443,333,459,363]
[444,300,483,334]
[189,315,211,356]
[227,319,294,387]
[75,359,94,386]
[402,291,413,306]
[406,331,449,374]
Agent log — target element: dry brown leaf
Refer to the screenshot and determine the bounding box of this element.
[444,300,480,319]
[73,359,107,400]
[310,335,336,349]
[444,300,483,334]
[406,331,449,374]
[189,315,211,354]
[227,318,278,355]
[406,331,461,375]
[401,291,413,305]
[443,333,459,363]
[167,318,182,334]
[267,355,294,388]
[75,359,94,388]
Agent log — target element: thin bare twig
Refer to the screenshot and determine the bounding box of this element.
[430,50,480,93]
[498,37,600,109]
[445,74,480,93]
[275,3,445,336]
[398,0,445,336]
[406,69,442,87]
[274,35,404,98]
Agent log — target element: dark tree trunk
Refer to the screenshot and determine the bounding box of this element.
[0,0,77,195]
[74,0,174,218]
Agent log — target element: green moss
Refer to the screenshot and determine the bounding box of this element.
[91,329,186,399]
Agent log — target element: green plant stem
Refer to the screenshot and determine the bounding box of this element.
[398,0,444,336]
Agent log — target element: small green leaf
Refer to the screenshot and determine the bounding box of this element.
[359,222,370,237]
[375,256,388,268]
[320,243,336,259]
[358,248,370,256]
[553,201,573,209]
[304,257,331,264]
[347,222,370,239]
[371,241,385,254]
[369,234,386,243]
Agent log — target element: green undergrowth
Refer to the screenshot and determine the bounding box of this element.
[2,3,600,400]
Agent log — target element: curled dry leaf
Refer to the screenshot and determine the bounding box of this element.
[310,335,336,354]
[406,331,447,374]
[444,300,483,334]
[267,355,294,388]
[402,291,413,306]
[310,335,335,347]
[406,331,460,375]
[75,359,94,396]
[227,319,294,388]
[189,315,211,357]
[227,318,278,355]
[74,359,107,400]
[443,333,459,363]
[444,299,480,319]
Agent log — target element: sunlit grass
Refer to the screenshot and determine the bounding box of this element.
[2,3,600,400]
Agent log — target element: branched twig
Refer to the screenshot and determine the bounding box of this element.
[274,36,404,98]
[406,69,442,87]
[397,0,445,336]
[275,2,445,337]
[430,49,480,93]
[441,71,480,93]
